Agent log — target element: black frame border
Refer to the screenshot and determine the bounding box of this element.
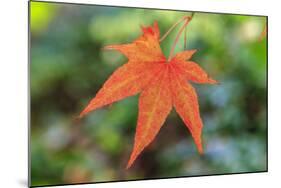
[28,0,268,187]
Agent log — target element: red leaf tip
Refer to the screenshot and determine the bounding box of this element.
[141,21,160,39]
[208,77,219,84]
[198,144,204,155]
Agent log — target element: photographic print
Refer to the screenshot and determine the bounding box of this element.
[29,1,267,187]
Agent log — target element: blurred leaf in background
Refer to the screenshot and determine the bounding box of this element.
[31,2,58,35]
[30,1,267,187]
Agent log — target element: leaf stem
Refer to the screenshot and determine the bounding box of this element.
[159,15,189,42]
[184,23,187,50]
[168,16,193,61]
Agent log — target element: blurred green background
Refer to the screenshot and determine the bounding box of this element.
[30,1,267,187]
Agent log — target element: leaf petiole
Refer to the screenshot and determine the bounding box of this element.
[159,15,189,42]
[168,16,193,61]
[159,14,194,61]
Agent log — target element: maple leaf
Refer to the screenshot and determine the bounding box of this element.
[80,19,217,169]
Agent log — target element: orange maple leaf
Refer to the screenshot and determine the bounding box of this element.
[80,19,217,169]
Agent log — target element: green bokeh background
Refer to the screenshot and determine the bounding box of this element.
[30,1,267,186]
